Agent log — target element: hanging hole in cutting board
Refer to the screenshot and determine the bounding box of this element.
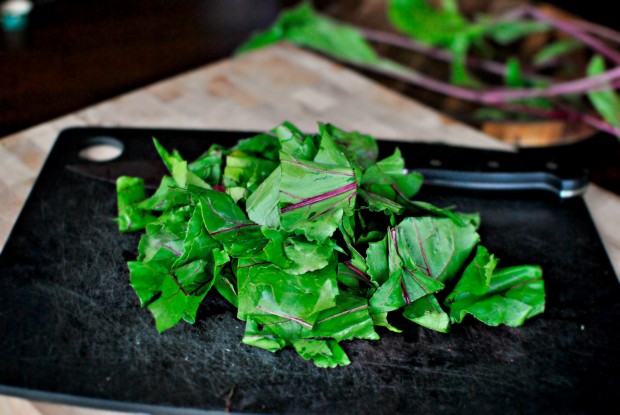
[78,136,124,162]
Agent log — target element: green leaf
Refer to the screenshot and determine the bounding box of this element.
[403,294,450,332]
[147,272,209,333]
[318,123,379,170]
[587,55,620,128]
[445,246,545,327]
[387,0,468,46]
[116,176,157,232]
[449,34,479,87]
[360,149,423,214]
[238,3,384,66]
[369,226,445,314]
[153,138,210,190]
[395,216,480,283]
[366,235,389,286]
[236,257,338,325]
[128,258,168,307]
[237,1,413,84]
[249,143,357,242]
[223,133,280,193]
[533,39,583,66]
[292,339,350,368]
[198,191,265,257]
[188,144,226,185]
[311,292,378,341]
[486,21,550,45]
[138,176,191,211]
[261,231,336,275]
[506,57,525,88]
[242,319,286,352]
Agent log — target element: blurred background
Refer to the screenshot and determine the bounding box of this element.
[0,0,614,138]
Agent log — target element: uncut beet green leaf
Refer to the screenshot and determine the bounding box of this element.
[403,294,450,333]
[116,176,156,232]
[445,246,545,327]
[487,20,550,45]
[388,0,468,46]
[533,39,583,66]
[587,55,620,128]
[237,2,400,73]
[388,0,481,86]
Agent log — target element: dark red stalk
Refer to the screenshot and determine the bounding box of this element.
[358,26,549,83]
[210,222,257,236]
[525,6,620,65]
[280,182,357,213]
[343,261,373,285]
[498,103,620,137]
[255,306,313,329]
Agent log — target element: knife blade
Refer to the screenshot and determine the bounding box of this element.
[66,142,589,198]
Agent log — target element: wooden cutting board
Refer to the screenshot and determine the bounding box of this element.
[1,43,619,415]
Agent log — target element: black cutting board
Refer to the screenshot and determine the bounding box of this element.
[1,127,619,415]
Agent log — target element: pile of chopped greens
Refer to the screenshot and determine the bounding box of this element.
[116,122,545,368]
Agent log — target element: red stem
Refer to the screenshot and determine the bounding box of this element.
[524,6,620,65]
[358,26,550,83]
[280,182,357,213]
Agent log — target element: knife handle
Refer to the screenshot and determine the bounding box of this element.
[389,141,590,199]
[414,168,586,199]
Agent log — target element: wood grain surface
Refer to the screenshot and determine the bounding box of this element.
[1,43,618,415]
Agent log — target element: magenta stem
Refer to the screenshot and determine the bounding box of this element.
[280,182,357,213]
[358,26,550,83]
[524,6,620,65]
[344,261,372,285]
[498,103,620,137]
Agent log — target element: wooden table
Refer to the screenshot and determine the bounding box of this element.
[1,44,618,415]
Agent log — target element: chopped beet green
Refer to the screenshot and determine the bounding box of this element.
[117,121,545,367]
